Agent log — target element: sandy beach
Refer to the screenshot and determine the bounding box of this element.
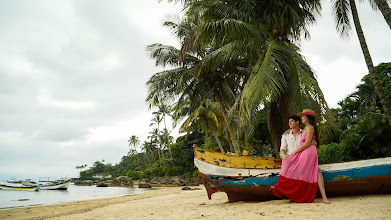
[1,186,390,220]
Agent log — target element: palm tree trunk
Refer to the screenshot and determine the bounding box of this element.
[350,0,391,125]
[163,117,173,160]
[279,93,290,132]
[212,130,225,154]
[373,0,391,29]
[268,101,282,157]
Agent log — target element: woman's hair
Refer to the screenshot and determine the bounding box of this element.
[307,115,319,147]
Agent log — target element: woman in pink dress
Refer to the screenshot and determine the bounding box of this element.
[271,109,329,203]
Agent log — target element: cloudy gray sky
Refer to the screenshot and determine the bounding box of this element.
[0,0,390,181]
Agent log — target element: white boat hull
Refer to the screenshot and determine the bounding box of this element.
[40,181,70,190]
[0,184,40,191]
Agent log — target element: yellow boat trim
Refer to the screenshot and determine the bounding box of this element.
[193,146,281,169]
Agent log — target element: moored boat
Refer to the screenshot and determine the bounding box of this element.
[39,178,71,190]
[193,145,391,202]
[0,184,40,191]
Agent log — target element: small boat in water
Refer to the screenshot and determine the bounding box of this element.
[22,178,71,190]
[193,145,391,202]
[39,178,71,190]
[0,184,40,191]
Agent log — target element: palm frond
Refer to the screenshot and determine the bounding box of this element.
[332,0,352,38]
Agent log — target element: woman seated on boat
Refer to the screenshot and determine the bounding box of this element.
[271,109,330,203]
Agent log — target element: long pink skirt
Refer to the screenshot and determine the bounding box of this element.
[272,145,318,203]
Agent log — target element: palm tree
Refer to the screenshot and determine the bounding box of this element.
[127,135,140,149]
[150,114,163,131]
[178,0,334,155]
[141,141,157,163]
[127,149,139,163]
[155,104,174,159]
[146,15,248,154]
[332,0,391,125]
[179,98,227,153]
[148,128,161,160]
[373,0,391,29]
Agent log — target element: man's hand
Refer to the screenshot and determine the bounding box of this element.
[311,140,317,146]
[280,152,288,160]
[282,129,291,136]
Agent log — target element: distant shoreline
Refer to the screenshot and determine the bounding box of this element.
[1,186,390,220]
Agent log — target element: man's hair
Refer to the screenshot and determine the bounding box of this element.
[288,115,301,123]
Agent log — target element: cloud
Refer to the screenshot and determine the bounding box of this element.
[0,0,181,180]
[301,1,391,107]
[0,0,389,181]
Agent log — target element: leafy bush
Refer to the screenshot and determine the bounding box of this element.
[126,170,143,180]
[319,112,391,164]
[318,142,347,164]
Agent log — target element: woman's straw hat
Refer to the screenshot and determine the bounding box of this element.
[297,109,318,118]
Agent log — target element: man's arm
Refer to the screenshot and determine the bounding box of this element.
[280,135,289,159]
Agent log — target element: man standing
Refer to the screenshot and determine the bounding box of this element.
[279,115,331,204]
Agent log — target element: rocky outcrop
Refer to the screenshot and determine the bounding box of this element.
[138,183,152,188]
[133,176,202,187]
[112,176,133,186]
[97,182,108,187]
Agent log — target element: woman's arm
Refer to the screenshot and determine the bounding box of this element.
[292,126,314,154]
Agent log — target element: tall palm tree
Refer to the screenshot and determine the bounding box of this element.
[179,0,334,155]
[127,135,140,149]
[373,0,391,29]
[148,128,162,160]
[154,104,174,159]
[332,0,391,125]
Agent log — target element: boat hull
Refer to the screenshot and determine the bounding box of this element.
[199,172,391,202]
[193,147,391,202]
[40,179,71,190]
[0,184,40,191]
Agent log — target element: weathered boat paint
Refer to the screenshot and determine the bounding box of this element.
[194,147,391,202]
[194,146,281,169]
[199,172,391,202]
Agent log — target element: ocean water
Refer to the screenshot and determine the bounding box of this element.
[0,183,157,210]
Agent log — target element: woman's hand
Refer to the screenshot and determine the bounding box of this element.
[282,129,291,136]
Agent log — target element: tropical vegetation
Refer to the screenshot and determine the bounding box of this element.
[77,1,390,180]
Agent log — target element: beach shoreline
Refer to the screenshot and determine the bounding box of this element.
[1,186,390,219]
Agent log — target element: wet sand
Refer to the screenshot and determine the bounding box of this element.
[1,186,390,219]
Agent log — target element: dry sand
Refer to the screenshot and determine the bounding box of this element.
[1,186,390,220]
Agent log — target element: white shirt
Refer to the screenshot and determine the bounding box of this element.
[280,129,303,155]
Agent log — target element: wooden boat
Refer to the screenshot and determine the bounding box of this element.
[22,178,71,190]
[0,184,40,191]
[39,178,71,190]
[193,145,391,202]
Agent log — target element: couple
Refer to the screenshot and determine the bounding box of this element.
[271,109,331,204]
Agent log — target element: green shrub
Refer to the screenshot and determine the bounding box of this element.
[318,143,347,164]
[165,166,184,176]
[319,112,391,164]
[126,170,143,180]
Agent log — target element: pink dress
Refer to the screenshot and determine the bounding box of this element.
[272,131,318,203]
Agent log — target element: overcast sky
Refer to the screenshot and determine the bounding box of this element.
[0,0,390,181]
